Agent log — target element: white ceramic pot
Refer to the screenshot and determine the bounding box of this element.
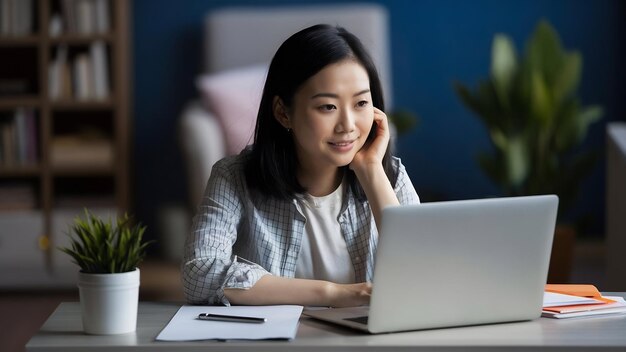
[78,268,140,335]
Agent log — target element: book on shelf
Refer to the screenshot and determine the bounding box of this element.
[51,133,113,169]
[49,13,63,37]
[73,53,92,100]
[76,0,95,35]
[48,45,67,100]
[0,0,34,37]
[0,0,8,35]
[60,0,111,35]
[90,41,109,100]
[0,182,36,210]
[0,118,14,165]
[60,0,75,34]
[0,107,38,167]
[49,42,110,101]
[94,0,111,34]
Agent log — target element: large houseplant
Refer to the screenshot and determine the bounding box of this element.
[454,20,603,281]
[59,210,151,335]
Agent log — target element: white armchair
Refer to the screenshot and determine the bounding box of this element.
[178,4,393,209]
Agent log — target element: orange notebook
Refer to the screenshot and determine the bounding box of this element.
[545,284,602,298]
[544,284,616,314]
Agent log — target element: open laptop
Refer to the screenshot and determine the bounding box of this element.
[304,195,558,333]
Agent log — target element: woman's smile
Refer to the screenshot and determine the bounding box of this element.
[328,139,357,152]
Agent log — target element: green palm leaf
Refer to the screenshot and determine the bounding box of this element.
[57,209,153,274]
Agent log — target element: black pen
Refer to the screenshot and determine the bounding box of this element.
[198,313,267,324]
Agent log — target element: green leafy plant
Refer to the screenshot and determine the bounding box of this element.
[59,210,152,274]
[389,110,419,136]
[454,20,603,213]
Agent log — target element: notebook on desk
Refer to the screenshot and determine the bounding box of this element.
[304,195,559,334]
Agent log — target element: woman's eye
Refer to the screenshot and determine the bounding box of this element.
[318,104,336,112]
[356,100,369,108]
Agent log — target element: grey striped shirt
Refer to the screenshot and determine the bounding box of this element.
[182,152,420,305]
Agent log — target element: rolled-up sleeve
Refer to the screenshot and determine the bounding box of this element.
[394,158,420,205]
[182,160,269,305]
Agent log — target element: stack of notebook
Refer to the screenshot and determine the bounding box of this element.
[542,284,626,319]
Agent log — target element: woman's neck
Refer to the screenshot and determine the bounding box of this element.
[298,165,343,197]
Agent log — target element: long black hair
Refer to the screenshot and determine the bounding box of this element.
[244,24,398,201]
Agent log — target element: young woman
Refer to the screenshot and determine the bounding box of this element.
[183,24,419,307]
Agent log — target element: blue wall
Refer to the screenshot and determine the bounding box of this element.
[133,0,625,247]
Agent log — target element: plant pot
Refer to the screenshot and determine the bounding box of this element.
[78,268,140,335]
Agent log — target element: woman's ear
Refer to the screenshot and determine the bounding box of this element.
[273,96,291,129]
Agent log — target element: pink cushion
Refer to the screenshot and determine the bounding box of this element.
[196,65,267,155]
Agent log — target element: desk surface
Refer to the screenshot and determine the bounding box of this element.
[27,293,626,352]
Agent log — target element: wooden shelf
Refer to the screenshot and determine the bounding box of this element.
[50,99,115,111]
[51,166,115,176]
[0,165,42,177]
[0,96,41,109]
[0,35,42,46]
[48,34,114,45]
[0,0,131,288]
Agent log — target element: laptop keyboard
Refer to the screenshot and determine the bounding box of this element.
[344,316,369,325]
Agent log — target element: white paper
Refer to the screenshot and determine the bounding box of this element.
[156,305,303,341]
[543,307,626,319]
[542,296,626,319]
[542,292,603,308]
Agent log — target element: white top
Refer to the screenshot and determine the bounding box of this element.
[295,181,355,284]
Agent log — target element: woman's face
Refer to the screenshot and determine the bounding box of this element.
[283,59,374,173]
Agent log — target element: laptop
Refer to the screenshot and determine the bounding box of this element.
[304,195,559,333]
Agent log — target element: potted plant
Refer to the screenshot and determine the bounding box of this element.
[454,20,603,281]
[59,210,151,335]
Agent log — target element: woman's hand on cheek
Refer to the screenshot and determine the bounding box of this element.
[350,107,390,174]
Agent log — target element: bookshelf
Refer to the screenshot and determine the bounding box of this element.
[0,0,130,287]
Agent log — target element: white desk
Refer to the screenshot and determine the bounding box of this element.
[27,294,626,351]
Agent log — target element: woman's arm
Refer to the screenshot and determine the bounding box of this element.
[351,161,399,230]
[350,107,399,230]
[225,275,371,307]
[183,159,269,305]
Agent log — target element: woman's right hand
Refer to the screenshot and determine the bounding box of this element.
[225,275,371,307]
[325,282,372,307]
